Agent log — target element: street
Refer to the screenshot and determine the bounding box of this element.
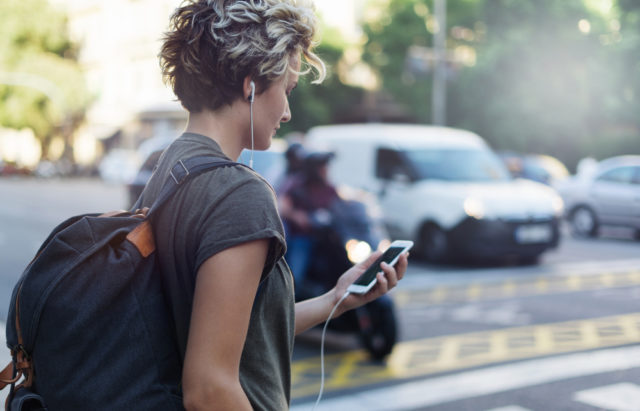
[1,177,640,410]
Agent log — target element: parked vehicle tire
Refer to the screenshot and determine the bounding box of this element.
[569,206,599,237]
[357,297,397,361]
[518,254,540,266]
[419,224,450,263]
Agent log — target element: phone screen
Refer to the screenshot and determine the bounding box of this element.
[353,246,405,286]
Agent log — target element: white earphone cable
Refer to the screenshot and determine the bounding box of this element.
[249,96,254,168]
[312,290,351,411]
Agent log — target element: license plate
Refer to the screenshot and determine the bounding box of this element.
[515,224,553,244]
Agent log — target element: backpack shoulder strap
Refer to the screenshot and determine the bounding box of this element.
[146,156,249,217]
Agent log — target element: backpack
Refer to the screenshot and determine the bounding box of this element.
[0,157,240,410]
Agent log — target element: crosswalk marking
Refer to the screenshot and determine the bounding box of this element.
[574,383,640,411]
[292,313,640,398]
[291,345,640,410]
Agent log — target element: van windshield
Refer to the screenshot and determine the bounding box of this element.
[405,148,511,182]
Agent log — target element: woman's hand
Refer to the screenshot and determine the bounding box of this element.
[331,250,409,317]
[294,249,409,335]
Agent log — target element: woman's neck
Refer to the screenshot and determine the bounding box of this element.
[184,103,248,160]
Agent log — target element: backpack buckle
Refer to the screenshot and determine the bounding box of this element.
[169,160,190,185]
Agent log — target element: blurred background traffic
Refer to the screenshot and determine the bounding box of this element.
[2,0,639,265]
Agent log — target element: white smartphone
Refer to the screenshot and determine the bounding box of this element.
[347,240,413,294]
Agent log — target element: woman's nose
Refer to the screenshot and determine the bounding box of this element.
[281,100,291,123]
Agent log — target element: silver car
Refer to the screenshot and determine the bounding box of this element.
[555,155,640,238]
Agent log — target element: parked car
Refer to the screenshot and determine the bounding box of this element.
[306,123,564,264]
[499,151,570,185]
[554,155,640,239]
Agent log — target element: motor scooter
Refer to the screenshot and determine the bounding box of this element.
[294,193,398,360]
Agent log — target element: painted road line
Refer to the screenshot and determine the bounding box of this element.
[400,259,640,290]
[291,313,640,399]
[485,406,531,411]
[573,382,640,411]
[291,345,640,411]
[394,269,640,307]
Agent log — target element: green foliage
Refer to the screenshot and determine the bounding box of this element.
[361,0,433,123]
[281,30,364,135]
[0,0,89,146]
[361,0,640,171]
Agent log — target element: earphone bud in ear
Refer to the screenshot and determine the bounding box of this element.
[249,81,255,103]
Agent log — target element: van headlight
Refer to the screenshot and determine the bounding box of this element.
[345,239,372,263]
[551,196,564,217]
[464,197,485,219]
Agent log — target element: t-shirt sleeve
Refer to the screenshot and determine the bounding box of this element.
[192,170,286,278]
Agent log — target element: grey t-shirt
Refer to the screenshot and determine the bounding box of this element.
[138,132,295,410]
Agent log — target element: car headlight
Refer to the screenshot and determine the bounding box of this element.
[345,239,372,264]
[464,197,485,219]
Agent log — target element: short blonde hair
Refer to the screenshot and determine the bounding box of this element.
[160,0,326,112]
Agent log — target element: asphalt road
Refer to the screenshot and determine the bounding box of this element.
[1,177,640,410]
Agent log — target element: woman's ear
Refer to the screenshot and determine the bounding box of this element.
[243,76,255,102]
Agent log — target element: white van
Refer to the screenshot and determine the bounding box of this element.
[306,123,564,263]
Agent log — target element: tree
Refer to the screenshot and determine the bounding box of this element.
[0,0,90,161]
[280,27,365,135]
[361,0,481,123]
[360,0,638,170]
[451,0,620,169]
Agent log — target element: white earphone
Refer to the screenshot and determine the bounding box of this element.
[249,81,255,102]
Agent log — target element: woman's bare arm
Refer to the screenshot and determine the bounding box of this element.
[182,239,268,411]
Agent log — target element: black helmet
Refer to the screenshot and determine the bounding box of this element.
[285,143,306,163]
[284,142,307,173]
[303,151,335,179]
[304,151,334,167]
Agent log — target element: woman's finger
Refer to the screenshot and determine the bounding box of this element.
[374,271,389,294]
[380,262,398,288]
[395,253,409,280]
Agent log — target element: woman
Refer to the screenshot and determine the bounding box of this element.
[139,1,409,409]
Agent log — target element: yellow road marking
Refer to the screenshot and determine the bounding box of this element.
[502,279,516,296]
[629,270,640,284]
[466,284,482,300]
[535,277,549,293]
[292,313,640,399]
[566,275,581,290]
[430,286,447,303]
[395,270,640,307]
[601,272,614,287]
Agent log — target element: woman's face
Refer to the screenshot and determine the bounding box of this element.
[252,54,300,149]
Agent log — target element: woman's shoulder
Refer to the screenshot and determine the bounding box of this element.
[207,163,278,201]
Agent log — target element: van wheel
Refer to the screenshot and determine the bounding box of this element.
[420,225,449,263]
[518,255,540,266]
[569,206,598,237]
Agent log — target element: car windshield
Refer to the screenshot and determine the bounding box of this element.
[405,148,511,182]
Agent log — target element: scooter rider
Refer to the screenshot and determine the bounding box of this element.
[279,151,337,285]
